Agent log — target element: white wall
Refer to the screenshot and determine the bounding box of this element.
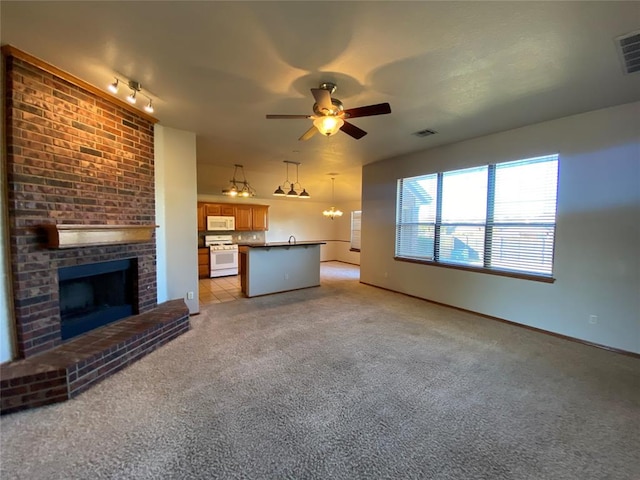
[155,125,199,314]
[361,102,640,353]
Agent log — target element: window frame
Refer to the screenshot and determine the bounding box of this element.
[395,155,559,283]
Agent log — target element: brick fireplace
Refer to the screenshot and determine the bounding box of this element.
[1,47,190,413]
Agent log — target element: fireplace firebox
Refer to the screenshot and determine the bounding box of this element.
[58,258,138,340]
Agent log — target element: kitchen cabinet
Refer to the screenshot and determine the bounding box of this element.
[252,205,269,231]
[204,203,235,217]
[197,202,269,231]
[198,247,210,278]
[235,205,253,231]
[197,203,206,231]
[234,205,269,231]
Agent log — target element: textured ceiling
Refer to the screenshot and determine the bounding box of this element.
[2,1,638,202]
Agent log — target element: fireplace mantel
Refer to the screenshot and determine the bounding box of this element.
[44,224,158,248]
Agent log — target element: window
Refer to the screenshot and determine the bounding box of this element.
[350,211,361,251]
[396,154,559,280]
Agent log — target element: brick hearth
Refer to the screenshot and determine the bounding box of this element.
[0,299,190,414]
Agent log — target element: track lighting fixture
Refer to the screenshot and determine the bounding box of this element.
[323,176,343,219]
[106,76,157,114]
[273,161,310,199]
[222,164,256,197]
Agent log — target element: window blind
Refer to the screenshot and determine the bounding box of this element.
[395,154,559,278]
[488,155,558,275]
[350,211,362,250]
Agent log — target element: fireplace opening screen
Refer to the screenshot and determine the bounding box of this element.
[58,258,137,340]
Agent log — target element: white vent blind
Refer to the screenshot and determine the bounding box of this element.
[396,174,437,260]
[350,211,362,250]
[395,154,559,279]
[489,155,558,275]
[440,166,487,266]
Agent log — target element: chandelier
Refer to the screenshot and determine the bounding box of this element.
[222,164,256,197]
[322,176,343,219]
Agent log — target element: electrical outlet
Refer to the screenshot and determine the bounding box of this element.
[187,291,194,300]
[384,272,388,278]
[284,273,289,280]
[589,314,598,324]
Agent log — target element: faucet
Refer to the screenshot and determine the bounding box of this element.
[288,235,296,244]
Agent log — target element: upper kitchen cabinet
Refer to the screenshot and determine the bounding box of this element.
[197,202,269,231]
[252,205,269,231]
[234,205,253,230]
[235,204,269,231]
[205,204,234,216]
[197,203,206,231]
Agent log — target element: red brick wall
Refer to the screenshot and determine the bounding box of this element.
[4,55,157,358]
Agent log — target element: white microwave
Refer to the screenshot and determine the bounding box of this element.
[207,216,235,231]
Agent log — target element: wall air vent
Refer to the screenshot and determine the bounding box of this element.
[413,129,437,138]
[616,30,640,75]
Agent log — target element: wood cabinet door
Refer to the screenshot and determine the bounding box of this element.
[221,205,235,216]
[205,204,221,216]
[235,206,252,230]
[197,204,206,231]
[252,205,269,231]
[198,248,210,278]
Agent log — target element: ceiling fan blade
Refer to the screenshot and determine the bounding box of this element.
[340,121,367,140]
[311,88,333,113]
[266,114,312,119]
[298,125,318,141]
[343,102,391,119]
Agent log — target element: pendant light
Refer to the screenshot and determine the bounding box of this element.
[323,176,343,219]
[274,161,310,198]
[222,164,256,197]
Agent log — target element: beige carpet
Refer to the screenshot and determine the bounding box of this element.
[1,262,638,479]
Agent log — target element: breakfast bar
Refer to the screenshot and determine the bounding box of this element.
[238,242,325,297]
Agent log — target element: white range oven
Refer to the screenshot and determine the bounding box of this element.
[204,235,238,278]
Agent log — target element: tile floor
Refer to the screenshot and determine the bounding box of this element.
[198,274,243,306]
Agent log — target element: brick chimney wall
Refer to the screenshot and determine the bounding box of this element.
[4,55,157,359]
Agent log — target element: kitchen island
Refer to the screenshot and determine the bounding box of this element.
[238,242,325,297]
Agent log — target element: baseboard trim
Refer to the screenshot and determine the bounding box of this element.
[360,281,640,359]
[321,260,361,266]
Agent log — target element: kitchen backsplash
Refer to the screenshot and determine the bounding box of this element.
[198,231,266,247]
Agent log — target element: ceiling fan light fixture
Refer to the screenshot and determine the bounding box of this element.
[313,115,344,136]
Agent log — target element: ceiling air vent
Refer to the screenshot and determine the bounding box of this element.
[616,30,640,75]
[413,128,437,138]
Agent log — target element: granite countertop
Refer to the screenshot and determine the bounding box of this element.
[239,241,326,248]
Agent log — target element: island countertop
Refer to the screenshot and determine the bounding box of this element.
[239,241,326,248]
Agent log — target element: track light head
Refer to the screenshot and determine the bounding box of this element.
[108,78,119,94]
[144,100,154,113]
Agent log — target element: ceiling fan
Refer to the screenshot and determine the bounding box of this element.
[266,82,391,140]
